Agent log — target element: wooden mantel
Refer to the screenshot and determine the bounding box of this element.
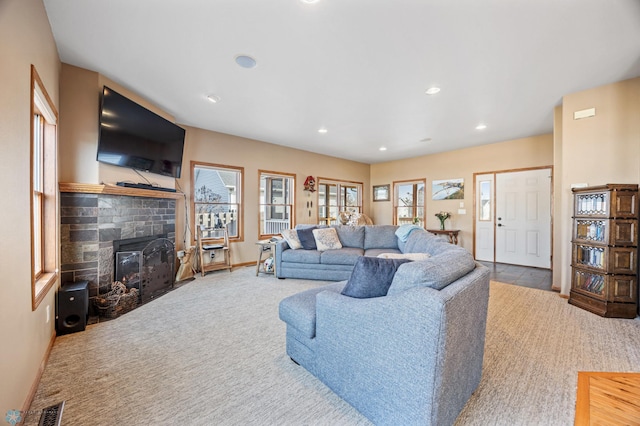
[59,182,183,200]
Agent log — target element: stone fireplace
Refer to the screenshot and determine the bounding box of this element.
[60,187,177,312]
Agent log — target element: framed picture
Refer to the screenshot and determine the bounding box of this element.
[373,184,390,202]
[432,178,464,200]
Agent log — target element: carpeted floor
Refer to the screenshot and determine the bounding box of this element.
[25,267,640,425]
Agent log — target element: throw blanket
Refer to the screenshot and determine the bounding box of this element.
[395,224,422,242]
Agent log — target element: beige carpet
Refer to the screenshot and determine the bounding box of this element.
[25,267,640,425]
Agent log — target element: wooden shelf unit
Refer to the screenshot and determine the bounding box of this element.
[197,226,231,276]
[569,184,638,318]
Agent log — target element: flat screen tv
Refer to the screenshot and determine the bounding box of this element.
[97,86,185,178]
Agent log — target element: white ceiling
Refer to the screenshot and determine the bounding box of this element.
[43,0,640,164]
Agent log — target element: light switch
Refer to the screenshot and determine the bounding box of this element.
[459,202,464,208]
[458,209,466,215]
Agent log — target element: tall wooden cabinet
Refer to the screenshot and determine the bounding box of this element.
[569,184,638,318]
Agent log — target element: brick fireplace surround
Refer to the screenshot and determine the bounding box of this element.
[60,184,178,305]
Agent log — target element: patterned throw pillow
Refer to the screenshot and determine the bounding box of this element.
[281,229,302,250]
[312,227,343,251]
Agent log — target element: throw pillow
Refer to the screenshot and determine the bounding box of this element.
[378,252,431,261]
[341,256,411,299]
[312,227,343,251]
[395,224,423,242]
[297,226,318,250]
[280,229,302,250]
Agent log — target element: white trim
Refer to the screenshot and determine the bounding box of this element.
[33,81,56,124]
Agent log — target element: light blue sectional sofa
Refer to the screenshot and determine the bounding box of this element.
[275,224,407,280]
[278,227,491,425]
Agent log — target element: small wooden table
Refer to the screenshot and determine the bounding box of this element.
[426,229,460,245]
[256,239,277,276]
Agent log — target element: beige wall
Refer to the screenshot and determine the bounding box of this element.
[181,127,370,264]
[59,63,176,189]
[370,135,554,251]
[58,64,99,183]
[556,77,640,295]
[0,0,60,416]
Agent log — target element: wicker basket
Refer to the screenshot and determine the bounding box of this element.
[94,282,139,319]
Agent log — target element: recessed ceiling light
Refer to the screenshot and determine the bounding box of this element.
[318,128,328,134]
[475,123,487,130]
[207,94,221,103]
[425,87,441,95]
[235,55,257,69]
[379,146,387,151]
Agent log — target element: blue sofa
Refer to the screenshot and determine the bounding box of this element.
[278,230,490,425]
[276,224,411,280]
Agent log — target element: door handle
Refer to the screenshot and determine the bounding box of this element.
[497,223,504,227]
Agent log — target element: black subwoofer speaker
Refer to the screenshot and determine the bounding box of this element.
[56,281,89,335]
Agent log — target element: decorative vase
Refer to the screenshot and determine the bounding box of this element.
[439,220,446,230]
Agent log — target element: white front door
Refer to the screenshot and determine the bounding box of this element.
[495,168,552,268]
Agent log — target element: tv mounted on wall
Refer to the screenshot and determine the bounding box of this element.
[97,86,185,179]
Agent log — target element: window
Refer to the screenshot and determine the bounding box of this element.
[192,162,243,240]
[33,114,44,276]
[479,180,492,221]
[31,65,58,310]
[259,170,295,238]
[393,179,426,226]
[317,178,362,224]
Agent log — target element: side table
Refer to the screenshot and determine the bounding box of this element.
[426,229,460,245]
[256,239,277,276]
